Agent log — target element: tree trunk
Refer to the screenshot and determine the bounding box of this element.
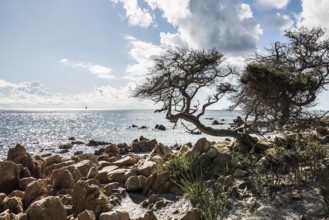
[167,113,256,147]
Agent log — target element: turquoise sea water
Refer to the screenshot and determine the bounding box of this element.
[0,109,240,159]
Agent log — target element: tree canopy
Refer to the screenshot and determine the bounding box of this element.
[133,27,329,143]
[230,27,329,131]
[133,48,246,140]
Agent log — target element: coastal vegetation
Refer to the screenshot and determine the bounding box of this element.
[133,27,329,136]
[0,27,329,219]
[231,27,329,132]
[1,129,328,219]
[133,26,329,219]
[154,134,328,219]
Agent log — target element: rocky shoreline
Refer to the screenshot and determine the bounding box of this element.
[0,136,197,220]
[0,125,329,219]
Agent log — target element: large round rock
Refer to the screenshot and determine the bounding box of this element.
[25,196,67,220]
[0,161,21,194]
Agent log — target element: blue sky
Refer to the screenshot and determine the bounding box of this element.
[0,0,328,109]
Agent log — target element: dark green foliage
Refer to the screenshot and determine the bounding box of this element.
[231,27,329,131]
[240,64,318,96]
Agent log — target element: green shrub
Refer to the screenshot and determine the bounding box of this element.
[155,153,204,183]
[156,153,231,219]
[251,137,324,199]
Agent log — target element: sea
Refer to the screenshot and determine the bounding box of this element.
[0,109,241,159]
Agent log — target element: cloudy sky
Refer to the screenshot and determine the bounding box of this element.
[0,0,329,109]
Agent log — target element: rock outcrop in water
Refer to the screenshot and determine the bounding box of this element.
[7,144,43,178]
[0,122,329,219]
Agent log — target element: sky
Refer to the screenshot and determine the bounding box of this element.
[0,0,328,110]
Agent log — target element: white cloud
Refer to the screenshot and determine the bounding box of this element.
[1,78,327,110]
[159,32,188,48]
[144,0,262,55]
[59,58,114,79]
[297,0,329,36]
[224,56,247,72]
[0,80,57,108]
[58,58,69,64]
[124,35,249,85]
[112,0,154,28]
[0,79,153,109]
[268,13,294,31]
[124,35,164,81]
[0,81,52,97]
[117,0,262,103]
[254,0,289,9]
[145,0,190,26]
[88,65,112,78]
[0,80,15,89]
[239,3,253,20]
[122,0,262,82]
[69,84,153,109]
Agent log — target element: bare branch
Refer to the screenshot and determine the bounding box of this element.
[132,47,255,144]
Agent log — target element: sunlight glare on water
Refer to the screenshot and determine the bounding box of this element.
[0,109,240,158]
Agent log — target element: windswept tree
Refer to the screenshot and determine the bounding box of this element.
[230,27,329,132]
[133,48,253,143]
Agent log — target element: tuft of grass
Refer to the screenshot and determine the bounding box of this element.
[179,177,231,220]
[251,164,283,200]
[156,152,231,220]
[231,150,260,170]
[155,153,204,183]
